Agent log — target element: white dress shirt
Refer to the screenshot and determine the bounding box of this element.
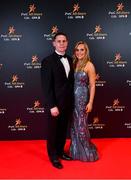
[55,50,70,78]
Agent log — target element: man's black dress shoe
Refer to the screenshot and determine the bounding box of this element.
[51,160,63,169]
[60,153,73,160]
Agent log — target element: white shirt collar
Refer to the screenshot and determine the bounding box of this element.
[55,50,65,56]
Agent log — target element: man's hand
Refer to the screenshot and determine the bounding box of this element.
[50,107,60,117]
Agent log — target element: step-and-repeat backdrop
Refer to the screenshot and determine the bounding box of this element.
[0,0,131,140]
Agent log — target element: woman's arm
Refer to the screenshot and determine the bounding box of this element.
[85,61,96,113]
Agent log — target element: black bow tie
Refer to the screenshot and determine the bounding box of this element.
[58,54,67,59]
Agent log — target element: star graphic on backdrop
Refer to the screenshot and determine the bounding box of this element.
[8,26,15,34]
[95,73,100,81]
[51,25,58,34]
[34,100,40,108]
[94,25,102,33]
[115,53,121,61]
[32,55,38,63]
[93,117,99,124]
[29,4,36,13]
[113,99,119,107]
[15,118,21,126]
[73,3,80,13]
[117,3,124,12]
[12,75,18,83]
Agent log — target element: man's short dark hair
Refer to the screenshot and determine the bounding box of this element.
[53,32,68,41]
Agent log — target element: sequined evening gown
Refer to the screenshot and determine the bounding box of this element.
[70,71,99,161]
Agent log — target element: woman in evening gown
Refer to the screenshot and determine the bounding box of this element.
[70,41,99,161]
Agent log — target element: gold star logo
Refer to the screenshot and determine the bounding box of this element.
[34,100,40,108]
[94,25,102,33]
[95,73,100,81]
[93,117,99,124]
[115,53,121,61]
[117,3,124,12]
[15,118,21,126]
[51,25,58,34]
[113,99,119,107]
[29,4,36,13]
[12,75,18,83]
[73,3,80,13]
[8,26,15,35]
[32,55,38,63]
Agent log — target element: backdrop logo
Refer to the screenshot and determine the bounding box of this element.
[29,4,36,13]
[65,3,87,19]
[94,25,102,33]
[26,100,44,113]
[73,3,80,13]
[4,74,25,89]
[105,99,125,112]
[115,53,121,61]
[107,53,127,68]
[93,117,99,124]
[124,122,131,129]
[86,25,108,40]
[0,106,7,114]
[108,3,130,18]
[21,4,43,20]
[113,99,119,107]
[24,55,41,69]
[126,80,131,87]
[12,75,18,83]
[34,100,40,108]
[88,116,106,130]
[8,26,15,34]
[8,118,27,131]
[117,3,124,11]
[51,26,58,34]
[44,25,59,41]
[95,73,106,87]
[1,26,22,41]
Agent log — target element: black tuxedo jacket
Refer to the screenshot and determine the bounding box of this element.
[41,52,74,112]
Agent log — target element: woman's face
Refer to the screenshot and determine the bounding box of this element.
[75,44,86,60]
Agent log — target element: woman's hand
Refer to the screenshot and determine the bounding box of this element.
[86,102,93,113]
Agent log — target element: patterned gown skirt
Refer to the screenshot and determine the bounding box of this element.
[70,71,99,161]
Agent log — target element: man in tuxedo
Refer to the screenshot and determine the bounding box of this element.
[41,32,74,169]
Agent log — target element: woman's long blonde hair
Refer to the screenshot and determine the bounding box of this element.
[73,41,91,71]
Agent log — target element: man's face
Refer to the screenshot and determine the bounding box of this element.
[53,35,68,54]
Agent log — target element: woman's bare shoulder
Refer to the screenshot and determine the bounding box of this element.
[85,61,95,72]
